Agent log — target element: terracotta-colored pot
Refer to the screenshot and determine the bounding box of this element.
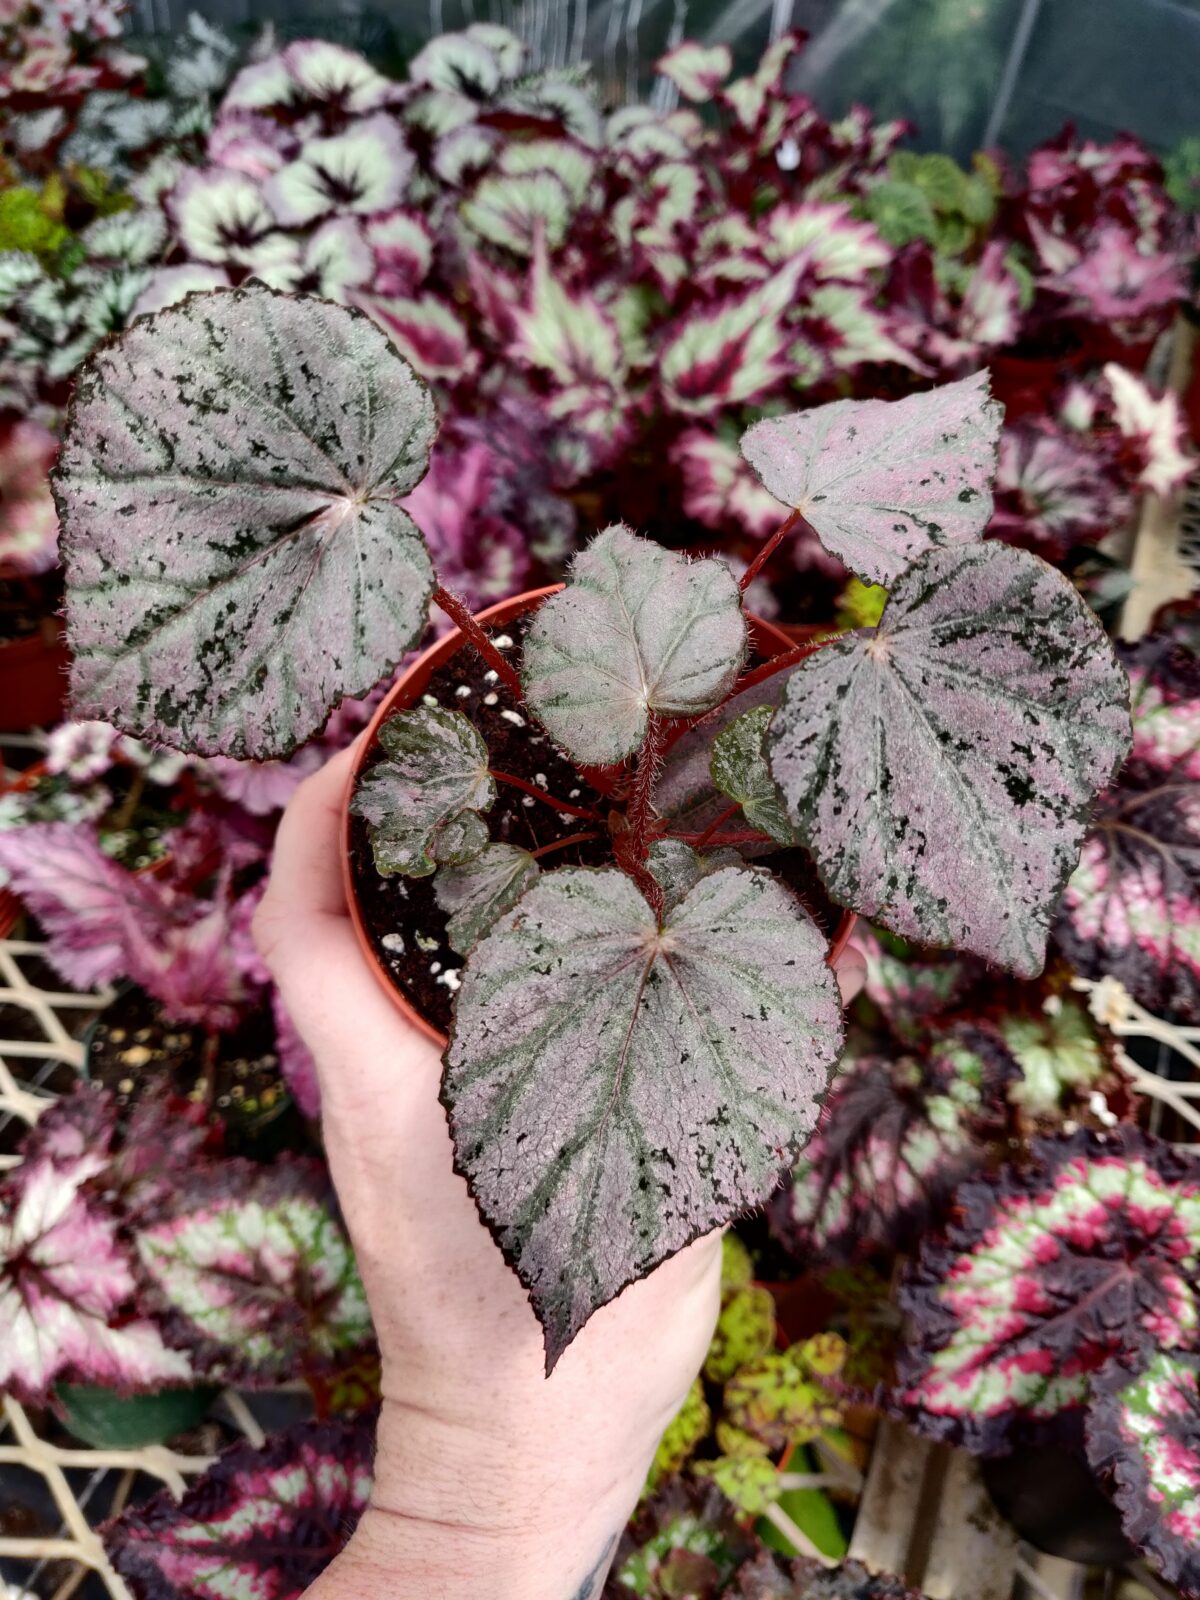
[343,587,838,1043]
[0,618,70,733]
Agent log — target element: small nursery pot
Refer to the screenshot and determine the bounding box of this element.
[343,587,804,1045]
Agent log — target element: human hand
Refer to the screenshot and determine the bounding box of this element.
[254,743,866,1600]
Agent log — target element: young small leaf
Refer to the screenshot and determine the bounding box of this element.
[103,1416,373,1600]
[740,373,1003,585]
[56,284,438,760]
[710,704,796,846]
[722,1335,847,1454]
[645,839,741,913]
[521,525,748,765]
[1086,1352,1200,1598]
[444,864,842,1368]
[609,1478,755,1599]
[897,1128,1200,1452]
[769,543,1131,977]
[352,706,495,877]
[134,1160,372,1384]
[434,842,539,954]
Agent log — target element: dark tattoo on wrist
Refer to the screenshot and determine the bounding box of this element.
[571,1534,618,1599]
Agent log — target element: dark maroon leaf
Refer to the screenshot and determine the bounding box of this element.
[604,1477,754,1599]
[731,1554,924,1598]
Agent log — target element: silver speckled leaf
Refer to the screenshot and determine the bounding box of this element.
[56,285,438,760]
[740,372,1002,585]
[434,843,540,955]
[769,543,1131,977]
[352,706,494,878]
[709,703,796,846]
[444,864,843,1368]
[521,525,748,765]
[645,839,741,912]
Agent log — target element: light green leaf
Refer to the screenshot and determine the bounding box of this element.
[710,704,796,846]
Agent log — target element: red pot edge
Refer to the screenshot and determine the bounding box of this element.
[341,589,852,1045]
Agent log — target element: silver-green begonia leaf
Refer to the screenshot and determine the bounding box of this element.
[434,843,540,954]
[709,703,797,846]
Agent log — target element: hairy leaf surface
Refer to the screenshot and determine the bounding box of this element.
[434,842,540,954]
[522,525,747,765]
[135,1160,372,1384]
[769,543,1131,976]
[352,706,494,877]
[1086,1353,1200,1597]
[710,703,796,845]
[740,372,1002,585]
[56,285,438,759]
[897,1129,1200,1451]
[445,865,842,1366]
[103,1417,373,1600]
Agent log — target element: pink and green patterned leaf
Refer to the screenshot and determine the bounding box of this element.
[352,706,494,878]
[739,373,1002,586]
[103,1416,374,1600]
[768,543,1131,976]
[1086,1352,1200,1597]
[710,704,797,846]
[409,29,503,95]
[656,41,732,102]
[761,204,891,282]
[264,113,413,226]
[0,1135,194,1403]
[1123,607,1200,781]
[134,1159,372,1384]
[444,864,843,1368]
[659,264,805,419]
[608,1478,755,1599]
[56,285,437,760]
[672,429,789,541]
[460,171,573,255]
[522,525,747,765]
[434,843,539,955]
[897,1128,1200,1451]
[1105,363,1193,497]
[356,291,474,382]
[857,928,979,1047]
[509,239,625,389]
[165,170,278,267]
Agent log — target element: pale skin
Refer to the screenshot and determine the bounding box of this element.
[253,742,866,1600]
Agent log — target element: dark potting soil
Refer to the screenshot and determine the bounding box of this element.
[86,986,306,1157]
[350,619,845,1037]
[349,620,611,1035]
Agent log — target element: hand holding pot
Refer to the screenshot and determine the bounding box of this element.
[254,742,866,1600]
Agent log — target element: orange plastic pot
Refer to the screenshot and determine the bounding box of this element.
[0,619,70,733]
[342,587,843,1044]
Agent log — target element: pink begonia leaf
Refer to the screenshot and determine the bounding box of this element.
[103,1417,374,1600]
[355,290,475,380]
[1052,224,1183,321]
[253,218,375,302]
[399,441,531,610]
[521,524,747,765]
[659,262,806,419]
[1086,1352,1200,1598]
[740,372,1002,585]
[224,40,392,115]
[769,542,1131,977]
[165,169,279,266]
[408,29,503,95]
[1123,607,1200,781]
[0,1123,194,1404]
[135,1159,372,1383]
[958,240,1022,349]
[264,113,414,227]
[272,990,321,1118]
[760,203,891,282]
[656,41,732,102]
[508,237,626,390]
[992,420,1121,553]
[0,419,59,574]
[365,210,434,294]
[132,264,232,320]
[55,285,437,760]
[1104,363,1194,497]
[672,430,789,541]
[444,864,843,1369]
[856,928,981,1048]
[897,1128,1200,1451]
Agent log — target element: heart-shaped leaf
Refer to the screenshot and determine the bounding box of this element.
[444,864,842,1367]
[103,1417,373,1600]
[1086,1352,1200,1598]
[434,842,539,954]
[521,524,748,765]
[740,373,1003,585]
[768,542,1131,977]
[351,706,495,877]
[55,284,438,760]
[897,1128,1200,1451]
[710,703,796,845]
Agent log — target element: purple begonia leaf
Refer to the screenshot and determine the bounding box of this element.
[522,525,747,765]
[366,211,434,293]
[739,373,1002,585]
[768,542,1131,977]
[134,1159,372,1384]
[605,1478,756,1600]
[673,429,791,542]
[857,928,980,1048]
[776,1029,1012,1265]
[281,39,394,111]
[897,1128,1200,1452]
[710,703,797,846]
[264,113,414,226]
[732,1556,926,1599]
[659,262,806,418]
[434,843,540,956]
[444,864,842,1368]
[1122,606,1200,781]
[1056,768,1200,1022]
[1086,1352,1200,1598]
[103,1416,374,1600]
[55,284,438,760]
[351,706,494,878]
[0,1120,194,1404]
[355,291,474,381]
[509,237,625,392]
[656,41,733,102]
